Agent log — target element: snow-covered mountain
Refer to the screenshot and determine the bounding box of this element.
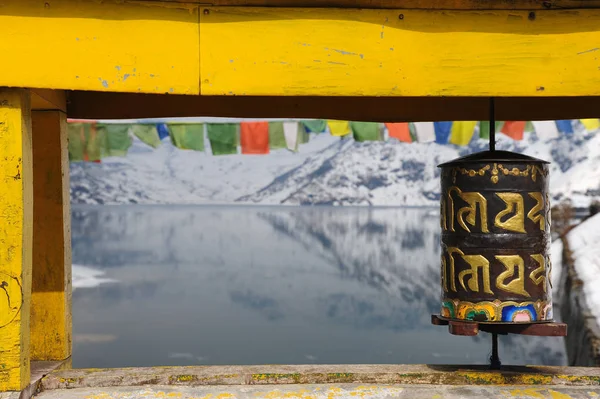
[70,128,600,207]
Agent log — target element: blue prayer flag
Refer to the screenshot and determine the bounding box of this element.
[434,122,453,144]
[555,120,574,135]
[156,123,170,140]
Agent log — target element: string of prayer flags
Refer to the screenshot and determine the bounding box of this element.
[555,120,574,134]
[500,121,526,141]
[449,121,477,146]
[268,122,287,150]
[207,123,238,155]
[302,120,327,133]
[434,122,452,144]
[283,122,299,152]
[240,122,270,154]
[328,120,351,137]
[131,124,161,148]
[169,124,205,151]
[385,122,411,142]
[350,122,381,142]
[580,119,600,132]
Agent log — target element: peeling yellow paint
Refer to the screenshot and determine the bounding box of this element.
[556,375,600,385]
[547,389,574,399]
[508,388,546,399]
[255,386,403,399]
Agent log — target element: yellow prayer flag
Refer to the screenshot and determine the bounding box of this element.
[581,119,600,132]
[449,121,477,146]
[328,120,351,137]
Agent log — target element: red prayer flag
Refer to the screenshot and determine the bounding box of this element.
[240,122,269,154]
[385,123,412,143]
[501,121,526,141]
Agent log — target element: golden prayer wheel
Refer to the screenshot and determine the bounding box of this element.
[438,150,552,323]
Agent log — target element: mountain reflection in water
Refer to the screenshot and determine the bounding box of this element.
[71,205,566,368]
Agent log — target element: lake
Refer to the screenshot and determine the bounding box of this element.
[71,205,566,368]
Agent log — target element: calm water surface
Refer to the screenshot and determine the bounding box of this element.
[71,205,566,368]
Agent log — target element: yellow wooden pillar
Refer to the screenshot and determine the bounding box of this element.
[0,88,33,392]
[30,110,72,362]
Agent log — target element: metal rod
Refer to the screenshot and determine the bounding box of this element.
[490,332,501,370]
[489,97,496,152]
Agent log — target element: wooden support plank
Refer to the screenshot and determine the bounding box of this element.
[0,88,33,392]
[200,7,600,97]
[66,91,600,121]
[30,111,72,362]
[0,0,199,94]
[31,90,67,112]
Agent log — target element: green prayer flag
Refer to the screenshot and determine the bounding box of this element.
[479,121,505,139]
[67,123,86,162]
[350,122,381,142]
[97,124,131,157]
[525,121,534,132]
[299,123,310,144]
[131,124,161,148]
[207,123,238,155]
[268,122,287,149]
[169,124,205,151]
[408,123,418,142]
[302,120,327,133]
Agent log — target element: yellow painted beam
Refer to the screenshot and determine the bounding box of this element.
[0,0,199,94]
[0,89,33,392]
[3,2,600,97]
[200,7,600,97]
[30,111,72,362]
[155,0,600,9]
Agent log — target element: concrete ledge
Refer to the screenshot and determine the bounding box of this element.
[31,383,600,399]
[39,365,600,391]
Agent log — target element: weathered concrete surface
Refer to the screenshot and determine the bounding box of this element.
[32,365,600,399]
[32,383,600,399]
[1,361,66,399]
[40,365,600,390]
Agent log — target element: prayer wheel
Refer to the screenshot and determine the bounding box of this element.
[438,151,553,323]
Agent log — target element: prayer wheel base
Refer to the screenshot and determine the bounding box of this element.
[431,314,567,337]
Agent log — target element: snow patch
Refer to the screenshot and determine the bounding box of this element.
[565,213,600,326]
[72,264,117,290]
